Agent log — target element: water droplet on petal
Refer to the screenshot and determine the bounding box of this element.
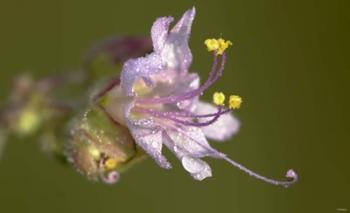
[193,165,212,181]
[182,155,205,174]
[181,156,212,180]
[174,145,180,154]
[151,141,159,149]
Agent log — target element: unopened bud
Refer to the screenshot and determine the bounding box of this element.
[67,106,144,183]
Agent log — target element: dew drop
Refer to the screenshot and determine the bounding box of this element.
[173,145,180,154]
[193,167,212,181]
[151,141,159,149]
[181,156,205,174]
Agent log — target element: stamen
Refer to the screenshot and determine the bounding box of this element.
[133,107,226,127]
[229,95,242,109]
[213,92,225,106]
[165,107,223,127]
[207,51,219,81]
[168,108,231,118]
[205,38,232,55]
[217,38,233,55]
[204,39,220,52]
[223,156,298,187]
[133,107,230,119]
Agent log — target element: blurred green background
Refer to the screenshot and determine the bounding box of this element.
[0,0,349,212]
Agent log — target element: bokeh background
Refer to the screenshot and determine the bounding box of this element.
[0,0,349,212]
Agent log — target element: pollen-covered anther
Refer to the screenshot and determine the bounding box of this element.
[213,92,226,106]
[104,158,118,170]
[204,39,219,52]
[204,38,232,55]
[229,95,242,109]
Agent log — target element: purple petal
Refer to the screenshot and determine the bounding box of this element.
[120,8,196,96]
[151,17,174,53]
[166,126,213,158]
[123,102,172,169]
[195,101,240,141]
[159,7,196,72]
[171,7,196,37]
[163,126,222,180]
[120,53,165,96]
[128,126,172,169]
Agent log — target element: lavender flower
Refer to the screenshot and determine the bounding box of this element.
[96,7,298,186]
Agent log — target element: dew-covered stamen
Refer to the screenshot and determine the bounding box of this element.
[133,106,226,127]
[223,156,298,187]
[166,107,223,127]
[133,106,231,119]
[136,39,231,105]
[133,90,241,127]
[206,52,219,82]
[176,109,231,118]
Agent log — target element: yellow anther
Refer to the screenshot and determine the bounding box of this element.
[205,39,220,52]
[204,38,232,55]
[104,158,117,170]
[213,92,226,106]
[229,95,242,109]
[217,38,233,55]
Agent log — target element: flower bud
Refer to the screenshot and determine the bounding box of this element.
[67,105,144,183]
